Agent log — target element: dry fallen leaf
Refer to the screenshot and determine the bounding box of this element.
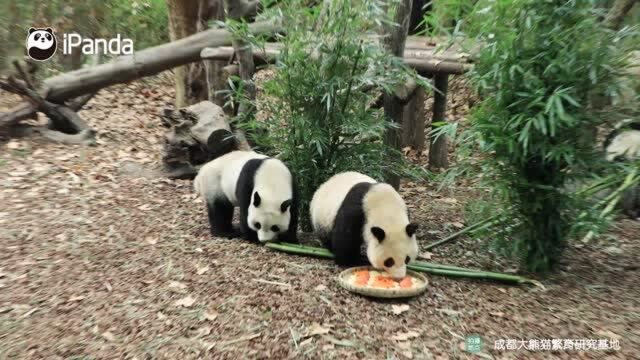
[102,331,116,342]
[490,311,504,318]
[391,331,420,341]
[195,326,211,337]
[67,295,85,302]
[203,310,218,321]
[174,295,196,308]
[306,323,332,337]
[157,311,167,320]
[322,344,335,351]
[196,265,209,275]
[145,236,158,245]
[418,252,433,260]
[451,222,464,229]
[168,281,187,292]
[391,304,410,315]
[314,284,328,292]
[299,337,313,347]
[596,330,621,340]
[401,350,414,359]
[439,197,458,204]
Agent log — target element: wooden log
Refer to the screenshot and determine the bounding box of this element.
[0,103,37,127]
[42,21,280,103]
[429,74,449,169]
[160,100,248,179]
[382,0,413,190]
[202,43,472,75]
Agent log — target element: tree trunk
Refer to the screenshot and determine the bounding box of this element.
[167,0,200,107]
[402,86,426,152]
[604,0,638,30]
[382,0,413,189]
[429,74,449,169]
[201,0,228,107]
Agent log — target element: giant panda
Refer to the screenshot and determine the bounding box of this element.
[604,122,640,218]
[194,150,298,243]
[604,122,640,162]
[310,171,419,280]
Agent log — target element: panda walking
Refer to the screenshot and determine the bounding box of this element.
[194,150,299,243]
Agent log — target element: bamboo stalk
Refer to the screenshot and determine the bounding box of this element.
[265,242,334,259]
[407,264,536,285]
[424,213,502,250]
[266,242,538,285]
[581,168,639,243]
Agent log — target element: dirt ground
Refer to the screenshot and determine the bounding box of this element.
[1,74,638,360]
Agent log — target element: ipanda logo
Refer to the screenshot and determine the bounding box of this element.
[26,28,57,61]
[26,27,134,61]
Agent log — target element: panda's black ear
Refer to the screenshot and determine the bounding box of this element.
[253,192,261,207]
[280,199,291,213]
[29,28,36,34]
[371,227,385,242]
[406,223,419,237]
[45,28,54,34]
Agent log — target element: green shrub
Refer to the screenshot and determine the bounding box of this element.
[462,0,638,273]
[231,0,426,231]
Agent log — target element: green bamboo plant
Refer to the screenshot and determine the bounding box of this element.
[460,0,639,273]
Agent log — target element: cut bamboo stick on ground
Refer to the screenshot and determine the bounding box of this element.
[265,242,539,286]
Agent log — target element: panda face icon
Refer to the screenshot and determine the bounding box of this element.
[26,27,57,61]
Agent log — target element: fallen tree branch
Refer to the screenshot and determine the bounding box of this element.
[43,21,280,102]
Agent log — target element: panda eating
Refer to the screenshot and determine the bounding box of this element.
[194,150,298,243]
[26,27,57,61]
[310,171,419,280]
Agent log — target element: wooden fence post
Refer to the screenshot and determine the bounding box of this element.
[429,74,449,169]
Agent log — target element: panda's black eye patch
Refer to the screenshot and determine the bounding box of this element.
[46,34,52,40]
[34,34,41,40]
[405,256,411,264]
[384,258,395,268]
[254,222,261,229]
[271,225,280,232]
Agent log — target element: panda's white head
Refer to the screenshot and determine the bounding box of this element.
[247,191,292,243]
[605,128,640,162]
[362,184,419,280]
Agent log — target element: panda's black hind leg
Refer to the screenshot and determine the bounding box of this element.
[207,197,238,238]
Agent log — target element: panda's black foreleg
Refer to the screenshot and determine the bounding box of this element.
[207,197,237,238]
[330,220,364,266]
[238,204,259,242]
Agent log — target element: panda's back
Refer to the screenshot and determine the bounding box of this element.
[310,171,376,232]
[194,150,267,204]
